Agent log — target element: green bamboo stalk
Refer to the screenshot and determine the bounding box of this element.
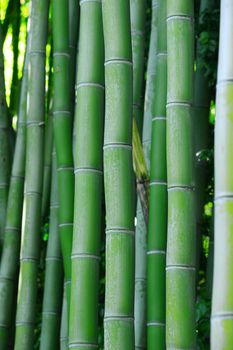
[14,0,49,348]
[52,0,74,309]
[134,1,158,348]
[0,26,11,251]
[69,1,104,349]
[42,49,54,219]
[102,1,135,348]
[60,285,68,350]
[40,151,63,350]
[166,1,196,348]
[211,0,233,347]
[147,0,167,348]
[130,0,146,136]
[69,0,79,119]
[9,0,20,119]
[0,42,28,350]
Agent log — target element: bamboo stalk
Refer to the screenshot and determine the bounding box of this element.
[60,285,68,350]
[211,0,233,347]
[0,42,28,350]
[130,0,146,136]
[52,0,74,309]
[40,151,63,350]
[166,1,196,348]
[102,1,135,348]
[14,0,49,348]
[134,1,158,348]
[147,0,167,348]
[0,26,11,251]
[69,0,104,349]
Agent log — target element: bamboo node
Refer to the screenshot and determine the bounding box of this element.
[80,0,101,5]
[76,82,104,90]
[71,253,100,261]
[147,250,166,255]
[69,343,98,349]
[105,59,132,67]
[147,322,165,327]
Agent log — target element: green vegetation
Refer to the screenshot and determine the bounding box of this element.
[0,0,224,348]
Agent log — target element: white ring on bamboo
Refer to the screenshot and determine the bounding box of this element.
[215,194,233,201]
[105,59,132,66]
[20,257,39,262]
[152,116,166,122]
[69,344,98,349]
[150,181,167,186]
[167,15,193,22]
[71,253,100,261]
[147,322,165,327]
[74,167,103,175]
[157,52,167,57]
[76,82,104,90]
[80,0,101,5]
[103,143,132,150]
[53,52,70,58]
[212,313,233,320]
[59,223,73,227]
[42,311,58,316]
[168,185,195,192]
[53,110,71,116]
[147,250,166,255]
[46,257,62,262]
[24,191,42,196]
[30,50,46,56]
[166,265,195,271]
[104,316,134,322]
[106,228,135,236]
[167,101,192,107]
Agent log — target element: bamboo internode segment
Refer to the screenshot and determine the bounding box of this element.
[69,1,104,349]
[0,44,28,350]
[52,0,74,311]
[102,0,135,349]
[211,0,233,347]
[14,1,49,349]
[166,1,196,349]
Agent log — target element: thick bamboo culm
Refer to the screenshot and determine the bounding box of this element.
[102,0,135,348]
[69,0,104,348]
[52,0,74,309]
[147,0,167,348]
[14,0,49,348]
[211,0,233,347]
[0,47,28,350]
[166,1,196,348]
[40,151,63,350]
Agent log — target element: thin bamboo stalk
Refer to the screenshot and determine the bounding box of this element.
[0,43,28,350]
[14,0,49,348]
[0,26,11,250]
[102,1,135,348]
[69,0,79,119]
[52,0,74,309]
[166,1,196,348]
[60,285,68,350]
[130,0,146,136]
[211,0,233,347]
[147,0,167,348]
[69,0,104,349]
[134,1,158,347]
[40,151,63,350]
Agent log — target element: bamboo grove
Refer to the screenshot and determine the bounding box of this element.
[0,0,230,349]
